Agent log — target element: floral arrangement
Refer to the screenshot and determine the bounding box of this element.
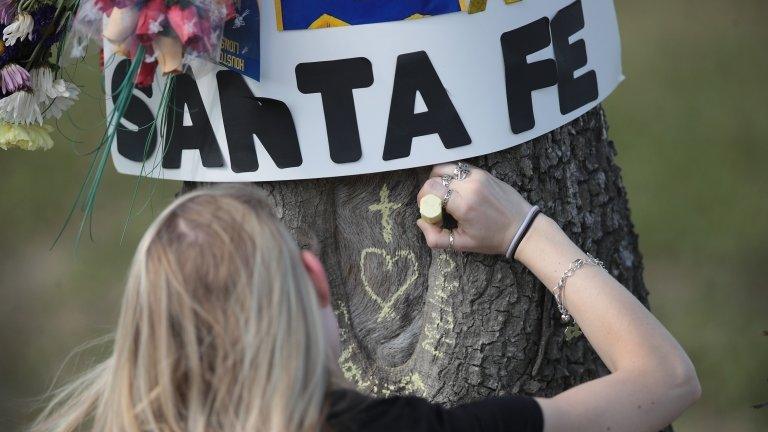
[0,0,234,152]
[0,0,80,151]
[1,0,236,243]
[58,0,235,244]
[71,0,235,88]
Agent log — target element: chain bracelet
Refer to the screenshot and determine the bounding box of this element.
[554,253,605,324]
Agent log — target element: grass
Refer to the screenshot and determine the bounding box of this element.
[605,0,768,429]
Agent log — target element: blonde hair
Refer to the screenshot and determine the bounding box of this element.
[32,185,333,432]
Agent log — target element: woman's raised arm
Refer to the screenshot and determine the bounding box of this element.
[416,163,701,432]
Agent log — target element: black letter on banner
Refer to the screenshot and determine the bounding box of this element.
[551,0,598,114]
[112,59,156,162]
[296,58,373,164]
[217,71,303,172]
[383,51,471,161]
[500,18,557,134]
[162,73,224,169]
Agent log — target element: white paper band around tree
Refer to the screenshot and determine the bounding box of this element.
[105,0,623,182]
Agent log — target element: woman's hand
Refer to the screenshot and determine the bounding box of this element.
[417,162,701,432]
[416,163,533,255]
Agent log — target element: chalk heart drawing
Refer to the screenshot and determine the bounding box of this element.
[359,248,419,321]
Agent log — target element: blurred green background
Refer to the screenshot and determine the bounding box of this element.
[1,0,766,430]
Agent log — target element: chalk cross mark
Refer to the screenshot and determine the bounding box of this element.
[368,184,402,243]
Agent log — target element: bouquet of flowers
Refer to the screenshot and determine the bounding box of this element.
[55,0,236,244]
[0,0,80,151]
[71,0,235,88]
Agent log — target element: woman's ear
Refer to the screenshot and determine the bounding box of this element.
[301,250,331,307]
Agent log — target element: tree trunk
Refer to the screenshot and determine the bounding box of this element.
[184,105,651,407]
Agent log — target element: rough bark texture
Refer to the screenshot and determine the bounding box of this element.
[184,105,653,409]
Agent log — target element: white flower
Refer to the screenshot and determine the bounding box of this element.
[0,90,42,124]
[77,0,104,23]
[0,68,80,125]
[29,67,58,100]
[41,82,80,120]
[29,67,80,120]
[68,0,111,59]
[69,35,89,59]
[2,12,33,46]
[29,67,74,101]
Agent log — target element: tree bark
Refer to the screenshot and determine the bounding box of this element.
[184,105,651,407]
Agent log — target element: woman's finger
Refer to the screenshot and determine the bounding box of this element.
[417,177,444,202]
[429,162,476,179]
[429,163,458,178]
[416,220,470,251]
[416,177,465,217]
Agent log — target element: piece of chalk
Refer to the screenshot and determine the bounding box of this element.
[419,194,443,224]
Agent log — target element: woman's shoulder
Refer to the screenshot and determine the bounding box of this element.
[326,389,542,432]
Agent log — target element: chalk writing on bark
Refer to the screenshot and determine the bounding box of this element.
[368,184,402,243]
[422,252,458,357]
[338,344,427,397]
[359,247,419,321]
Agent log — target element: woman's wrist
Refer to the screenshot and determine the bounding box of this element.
[513,213,553,264]
[503,205,540,258]
[514,214,588,292]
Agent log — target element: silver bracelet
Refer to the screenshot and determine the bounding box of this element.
[554,253,605,324]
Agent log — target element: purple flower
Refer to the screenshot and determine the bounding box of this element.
[30,4,55,43]
[0,0,16,26]
[0,62,29,94]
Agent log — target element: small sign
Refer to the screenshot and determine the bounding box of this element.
[219,0,260,81]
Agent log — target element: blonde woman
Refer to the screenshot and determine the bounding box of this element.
[32,163,699,432]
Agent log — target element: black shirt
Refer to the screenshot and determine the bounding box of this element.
[327,390,543,432]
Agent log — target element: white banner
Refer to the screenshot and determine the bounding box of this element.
[106,0,623,182]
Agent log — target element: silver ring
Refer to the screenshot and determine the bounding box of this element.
[448,230,455,250]
[454,162,470,181]
[442,188,453,208]
[441,174,453,187]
